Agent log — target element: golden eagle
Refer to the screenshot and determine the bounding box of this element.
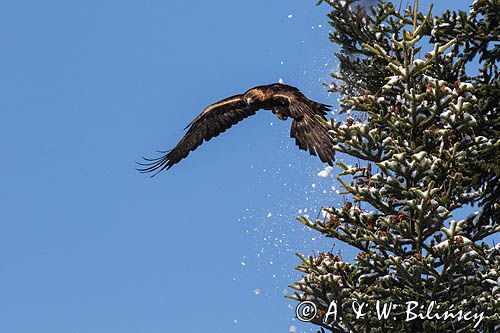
[138,83,335,175]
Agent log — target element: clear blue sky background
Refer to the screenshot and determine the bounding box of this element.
[0,1,477,333]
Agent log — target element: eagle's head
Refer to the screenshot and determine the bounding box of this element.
[244,88,266,106]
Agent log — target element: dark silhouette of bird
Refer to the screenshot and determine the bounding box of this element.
[138,83,335,175]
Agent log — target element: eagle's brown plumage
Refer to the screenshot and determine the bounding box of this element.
[138,83,335,175]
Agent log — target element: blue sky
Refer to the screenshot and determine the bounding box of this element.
[0,1,478,333]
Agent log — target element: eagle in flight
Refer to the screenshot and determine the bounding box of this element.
[138,83,335,175]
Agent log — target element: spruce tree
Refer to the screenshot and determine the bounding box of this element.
[288,1,499,332]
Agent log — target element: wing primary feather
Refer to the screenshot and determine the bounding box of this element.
[290,106,335,166]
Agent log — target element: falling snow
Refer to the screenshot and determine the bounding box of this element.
[318,166,333,177]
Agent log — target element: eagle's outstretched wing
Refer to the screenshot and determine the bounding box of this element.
[278,94,335,166]
[137,94,258,175]
[290,113,335,166]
